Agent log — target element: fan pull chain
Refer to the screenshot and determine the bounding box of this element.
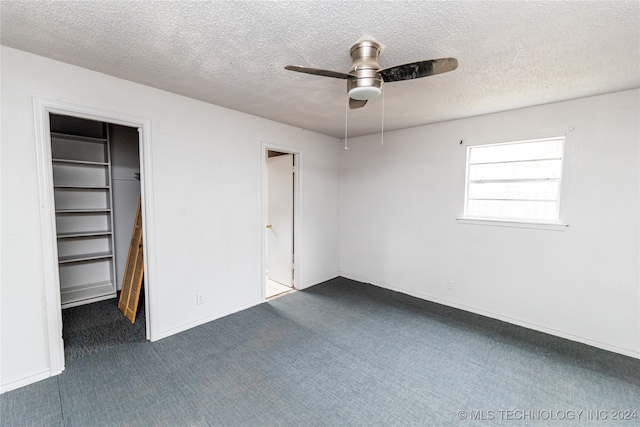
[381,87,385,146]
[344,96,349,150]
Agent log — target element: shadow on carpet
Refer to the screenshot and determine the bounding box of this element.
[62,295,146,362]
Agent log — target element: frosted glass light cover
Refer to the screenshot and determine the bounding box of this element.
[349,86,382,101]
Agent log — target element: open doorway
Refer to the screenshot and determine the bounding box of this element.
[49,113,145,361]
[34,98,155,377]
[264,147,300,300]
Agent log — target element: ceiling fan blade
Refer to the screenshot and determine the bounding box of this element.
[284,65,353,79]
[349,98,367,109]
[379,58,458,82]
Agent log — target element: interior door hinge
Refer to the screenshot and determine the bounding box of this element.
[292,166,297,173]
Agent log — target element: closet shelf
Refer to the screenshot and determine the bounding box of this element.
[59,251,113,264]
[60,281,116,308]
[55,208,111,213]
[52,158,108,166]
[51,132,108,143]
[57,231,112,239]
[60,280,114,294]
[54,185,110,189]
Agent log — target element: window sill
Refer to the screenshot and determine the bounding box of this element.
[456,217,568,231]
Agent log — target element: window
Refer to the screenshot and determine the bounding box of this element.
[462,137,565,225]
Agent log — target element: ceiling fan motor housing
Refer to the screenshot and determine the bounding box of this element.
[347,41,383,100]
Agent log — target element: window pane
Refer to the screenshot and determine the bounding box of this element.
[467,200,558,221]
[464,137,564,222]
[468,181,559,201]
[469,139,563,164]
[469,159,562,181]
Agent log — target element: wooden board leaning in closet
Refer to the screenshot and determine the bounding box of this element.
[118,197,143,323]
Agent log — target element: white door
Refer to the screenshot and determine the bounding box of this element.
[267,154,294,287]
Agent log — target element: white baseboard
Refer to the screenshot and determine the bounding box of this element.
[1,368,52,394]
[152,299,264,341]
[339,273,640,360]
[297,273,340,290]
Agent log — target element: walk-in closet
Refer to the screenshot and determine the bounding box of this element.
[50,114,145,358]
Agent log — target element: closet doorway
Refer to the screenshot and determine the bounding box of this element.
[49,114,145,361]
[264,147,300,300]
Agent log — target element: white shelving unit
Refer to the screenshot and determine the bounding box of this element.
[52,130,117,308]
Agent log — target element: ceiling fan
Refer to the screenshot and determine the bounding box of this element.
[285,40,458,109]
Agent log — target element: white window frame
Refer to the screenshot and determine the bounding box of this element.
[457,137,568,231]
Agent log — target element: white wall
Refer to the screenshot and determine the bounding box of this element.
[1,46,340,391]
[109,124,142,290]
[340,89,640,358]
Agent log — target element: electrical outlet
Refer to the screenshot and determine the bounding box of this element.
[447,280,454,290]
[196,294,204,305]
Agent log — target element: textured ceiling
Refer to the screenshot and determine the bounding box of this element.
[1,1,639,139]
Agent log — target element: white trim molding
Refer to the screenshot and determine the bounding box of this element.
[0,369,52,394]
[260,142,303,301]
[32,98,157,382]
[340,273,639,360]
[457,217,569,231]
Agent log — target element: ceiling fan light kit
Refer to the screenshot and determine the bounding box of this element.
[348,86,382,101]
[285,38,458,109]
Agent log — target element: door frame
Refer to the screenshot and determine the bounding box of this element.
[33,98,158,377]
[261,142,302,300]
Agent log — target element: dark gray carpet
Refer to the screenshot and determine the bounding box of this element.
[2,277,639,426]
[62,293,146,362]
